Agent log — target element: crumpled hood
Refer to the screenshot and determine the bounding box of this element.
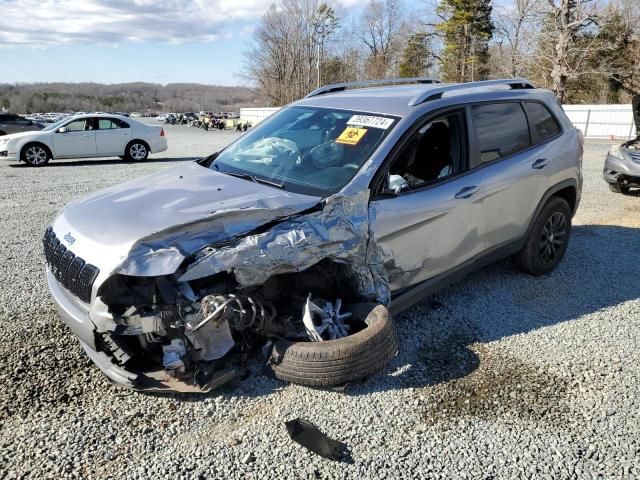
[53,162,321,277]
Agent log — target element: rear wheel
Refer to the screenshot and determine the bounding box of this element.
[513,196,572,276]
[125,141,149,161]
[21,143,51,167]
[609,183,630,194]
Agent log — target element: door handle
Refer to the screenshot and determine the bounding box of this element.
[532,158,548,169]
[83,133,94,137]
[454,186,479,199]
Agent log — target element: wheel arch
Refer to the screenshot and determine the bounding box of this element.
[20,141,54,161]
[125,138,151,155]
[522,179,578,247]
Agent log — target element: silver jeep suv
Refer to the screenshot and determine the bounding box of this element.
[44,78,583,392]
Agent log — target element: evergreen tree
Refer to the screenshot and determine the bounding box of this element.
[436,0,494,82]
[399,33,433,78]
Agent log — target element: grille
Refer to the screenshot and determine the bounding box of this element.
[628,151,640,163]
[43,227,99,303]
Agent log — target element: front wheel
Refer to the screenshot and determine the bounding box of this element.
[21,143,51,167]
[125,141,149,161]
[513,197,572,276]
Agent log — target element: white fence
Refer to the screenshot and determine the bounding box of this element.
[562,104,635,139]
[239,107,281,125]
[242,104,636,139]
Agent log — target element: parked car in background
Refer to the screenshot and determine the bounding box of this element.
[604,95,640,194]
[0,113,45,136]
[43,78,582,392]
[0,114,167,166]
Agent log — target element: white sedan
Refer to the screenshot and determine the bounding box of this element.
[0,114,168,166]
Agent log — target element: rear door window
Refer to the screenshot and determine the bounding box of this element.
[98,119,118,130]
[523,102,561,143]
[471,103,531,167]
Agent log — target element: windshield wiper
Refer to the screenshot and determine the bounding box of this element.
[219,169,284,189]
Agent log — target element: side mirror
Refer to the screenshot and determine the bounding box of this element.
[58,127,69,133]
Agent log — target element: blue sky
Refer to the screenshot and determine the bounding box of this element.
[0,0,363,86]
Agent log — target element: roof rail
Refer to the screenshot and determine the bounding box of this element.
[305,77,441,98]
[408,78,535,107]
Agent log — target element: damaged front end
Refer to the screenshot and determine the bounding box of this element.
[53,191,391,393]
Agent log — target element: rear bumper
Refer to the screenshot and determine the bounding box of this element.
[149,137,168,154]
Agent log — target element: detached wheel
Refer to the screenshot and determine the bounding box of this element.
[21,143,51,166]
[125,141,149,161]
[609,183,630,194]
[513,196,572,276]
[268,304,398,387]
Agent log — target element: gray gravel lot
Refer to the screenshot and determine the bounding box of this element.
[1,125,639,479]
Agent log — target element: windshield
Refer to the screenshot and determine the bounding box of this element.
[42,118,72,132]
[212,106,397,196]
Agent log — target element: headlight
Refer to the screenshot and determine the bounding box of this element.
[608,144,624,160]
[0,138,8,146]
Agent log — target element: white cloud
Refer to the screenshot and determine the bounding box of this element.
[0,0,277,46]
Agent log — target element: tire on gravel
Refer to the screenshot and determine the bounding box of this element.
[21,142,52,167]
[268,303,398,387]
[512,196,572,276]
[124,140,150,161]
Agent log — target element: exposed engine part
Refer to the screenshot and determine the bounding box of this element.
[302,294,351,341]
[184,319,235,361]
[187,294,276,332]
[162,339,186,373]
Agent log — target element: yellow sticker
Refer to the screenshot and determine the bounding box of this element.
[336,127,367,146]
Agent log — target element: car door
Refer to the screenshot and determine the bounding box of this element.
[466,101,554,249]
[369,109,486,292]
[95,118,131,155]
[52,118,97,158]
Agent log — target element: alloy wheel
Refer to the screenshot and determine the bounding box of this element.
[25,146,48,165]
[130,143,147,160]
[538,212,567,265]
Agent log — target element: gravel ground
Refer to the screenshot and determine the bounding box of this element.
[1,126,639,479]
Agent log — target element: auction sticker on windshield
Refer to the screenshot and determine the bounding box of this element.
[347,115,394,130]
[336,127,367,145]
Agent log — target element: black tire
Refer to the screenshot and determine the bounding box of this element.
[21,142,51,167]
[513,196,572,276]
[125,140,149,161]
[609,183,630,194]
[268,304,398,387]
[0,131,6,136]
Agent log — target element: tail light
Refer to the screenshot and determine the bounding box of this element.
[160,128,165,137]
[577,128,584,146]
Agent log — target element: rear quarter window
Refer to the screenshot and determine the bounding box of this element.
[524,102,562,143]
[471,103,531,166]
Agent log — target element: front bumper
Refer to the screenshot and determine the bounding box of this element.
[0,148,18,161]
[47,269,138,388]
[603,152,640,184]
[47,268,224,392]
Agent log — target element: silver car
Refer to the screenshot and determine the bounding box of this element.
[604,95,640,194]
[43,78,583,392]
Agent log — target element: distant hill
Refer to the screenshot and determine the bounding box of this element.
[0,82,261,114]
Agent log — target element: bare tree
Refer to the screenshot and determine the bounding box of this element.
[543,0,599,102]
[493,0,540,78]
[356,0,405,78]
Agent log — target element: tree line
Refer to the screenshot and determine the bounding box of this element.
[244,0,640,105]
[0,83,260,114]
